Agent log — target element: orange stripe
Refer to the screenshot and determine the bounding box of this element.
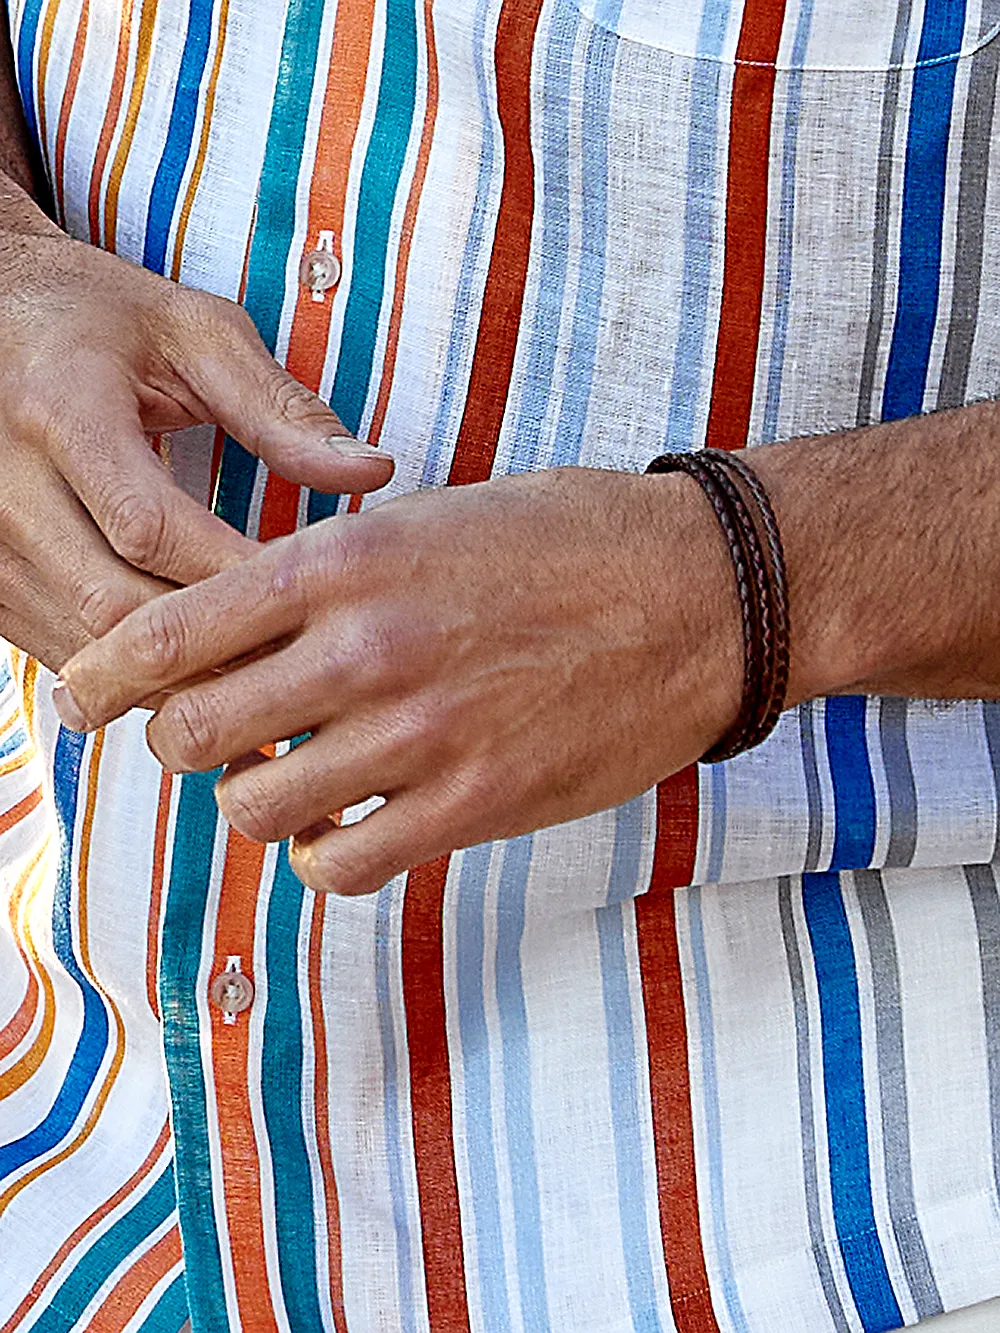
[704,0,788,449]
[0,1121,172,1333]
[210,828,279,1333]
[87,0,135,245]
[0,784,43,837]
[20,658,38,748]
[145,771,173,1019]
[447,0,544,487]
[402,856,470,1330]
[171,0,230,282]
[635,774,719,1331]
[103,0,160,252]
[53,0,90,223]
[89,1223,183,1333]
[0,734,130,1216]
[0,848,56,1102]
[258,0,377,541]
[308,896,347,1333]
[0,845,47,1064]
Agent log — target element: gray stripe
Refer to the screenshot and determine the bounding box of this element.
[964,863,1000,1202]
[937,12,1000,408]
[854,870,943,1318]
[879,698,918,868]
[856,0,915,427]
[778,878,852,1333]
[799,702,823,873]
[982,701,1000,862]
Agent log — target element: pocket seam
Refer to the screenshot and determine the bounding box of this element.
[570,9,1000,73]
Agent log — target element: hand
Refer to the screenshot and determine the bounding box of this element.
[53,468,743,895]
[0,174,393,669]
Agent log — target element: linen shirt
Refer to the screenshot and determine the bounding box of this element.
[2,0,1000,1329]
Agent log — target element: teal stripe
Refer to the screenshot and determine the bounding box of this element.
[31,1170,176,1333]
[330,0,419,435]
[215,0,328,534]
[159,770,228,1327]
[261,848,325,1327]
[137,1273,191,1332]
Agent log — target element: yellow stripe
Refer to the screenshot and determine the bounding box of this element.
[35,0,65,158]
[0,844,58,1100]
[104,0,160,251]
[171,0,230,281]
[0,731,128,1216]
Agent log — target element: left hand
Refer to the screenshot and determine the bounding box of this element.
[54,468,743,895]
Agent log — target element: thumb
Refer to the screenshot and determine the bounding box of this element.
[179,297,394,495]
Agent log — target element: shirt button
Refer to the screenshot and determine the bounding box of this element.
[210,956,254,1025]
[300,229,341,301]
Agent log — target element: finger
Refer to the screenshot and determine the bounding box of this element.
[0,453,168,636]
[54,400,257,584]
[55,543,306,731]
[168,291,394,495]
[287,790,444,896]
[212,726,404,842]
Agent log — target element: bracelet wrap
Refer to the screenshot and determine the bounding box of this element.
[645,449,790,763]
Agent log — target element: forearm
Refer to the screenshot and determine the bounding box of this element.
[745,400,1000,705]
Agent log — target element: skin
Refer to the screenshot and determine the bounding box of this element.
[57,401,1000,897]
[3,29,997,897]
[0,35,392,672]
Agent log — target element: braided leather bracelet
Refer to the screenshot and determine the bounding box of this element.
[646,448,790,763]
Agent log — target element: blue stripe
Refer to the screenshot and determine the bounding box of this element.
[142,0,216,274]
[761,0,817,441]
[0,728,110,1181]
[802,872,903,1332]
[825,696,876,872]
[137,1273,191,1332]
[0,725,27,760]
[508,2,580,473]
[375,884,419,1333]
[598,796,664,1332]
[421,0,499,487]
[882,0,969,421]
[216,0,327,534]
[31,1171,177,1333]
[159,769,228,1324]
[686,886,751,1333]
[262,850,325,1329]
[495,835,551,1333]
[331,0,419,436]
[14,0,45,151]
[706,762,727,884]
[456,843,513,1333]
[664,0,733,452]
[550,10,620,467]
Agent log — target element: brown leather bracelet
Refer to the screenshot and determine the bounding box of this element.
[646,448,790,763]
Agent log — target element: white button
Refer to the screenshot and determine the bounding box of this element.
[210,956,254,1025]
[300,229,341,301]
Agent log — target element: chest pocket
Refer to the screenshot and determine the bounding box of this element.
[569,0,999,71]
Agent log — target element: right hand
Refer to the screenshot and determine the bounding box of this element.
[0,177,393,671]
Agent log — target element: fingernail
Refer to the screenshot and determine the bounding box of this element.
[52,679,88,732]
[322,436,393,461]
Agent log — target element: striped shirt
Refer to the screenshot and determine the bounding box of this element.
[2,0,1000,1328]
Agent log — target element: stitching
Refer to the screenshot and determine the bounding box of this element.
[571,11,1000,72]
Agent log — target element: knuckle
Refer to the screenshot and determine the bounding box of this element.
[76,580,136,638]
[267,372,327,428]
[156,690,221,771]
[217,771,282,843]
[135,597,189,675]
[101,488,169,571]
